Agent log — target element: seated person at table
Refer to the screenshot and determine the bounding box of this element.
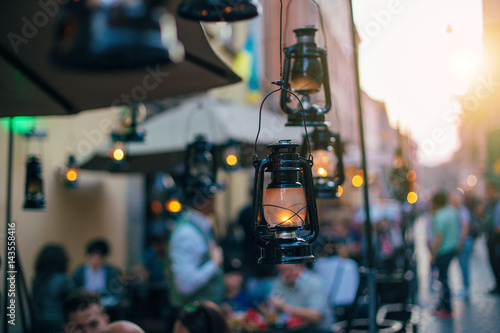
[63,291,110,333]
[72,238,124,308]
[269,264,332,332]
[312,236,360,321]
[32,244,76,333]
[173,300,232,333]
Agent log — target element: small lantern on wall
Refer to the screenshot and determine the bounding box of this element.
[24,156,46,210]
[64,155,80,188]
[221,139,241,172]
[303,126,345,199]
[108,141,128,171]
[252,140,319,264]
[280,26,331,127]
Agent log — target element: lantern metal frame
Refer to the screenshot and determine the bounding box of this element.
[177,0,261,22]
[252,140,319,264]
[280,26,332,127]
[303,126,345,199]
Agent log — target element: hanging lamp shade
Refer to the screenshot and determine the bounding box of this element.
[177,0,261,22]
[53,0,184,70]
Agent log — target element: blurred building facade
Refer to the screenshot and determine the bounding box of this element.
[454,0,500,194]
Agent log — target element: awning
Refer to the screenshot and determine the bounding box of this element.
[0,0,241,117]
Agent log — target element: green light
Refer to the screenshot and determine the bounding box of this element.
[1,117,37,134]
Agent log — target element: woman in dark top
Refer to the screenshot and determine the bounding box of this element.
[32,244,75,333]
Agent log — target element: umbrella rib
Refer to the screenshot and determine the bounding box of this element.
[0,44,78,114]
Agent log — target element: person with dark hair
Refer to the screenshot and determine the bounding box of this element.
[429,191,460,319]
[72,238,124,309]
[173,301,232,333]
[32,244,76,333]
[63,291,110,333]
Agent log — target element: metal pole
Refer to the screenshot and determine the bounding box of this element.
[3,117,14,333]
[348,2,377,332]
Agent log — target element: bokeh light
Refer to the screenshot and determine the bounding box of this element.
[407,192,418,204]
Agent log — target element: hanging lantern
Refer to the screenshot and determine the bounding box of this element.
[115,104,147,143]
[252,140,319,264]
[281,26,332,127]
[177,0,261,22]
[24,156,46,210]
[53,0,184,70]
[108,141,128,171]
[221,139,241,172]
[64,155,80,188]
[303,126,345,199]
[183,135,223,204]
[185,134,217,180]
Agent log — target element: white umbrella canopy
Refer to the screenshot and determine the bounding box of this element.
[80,95,306,173]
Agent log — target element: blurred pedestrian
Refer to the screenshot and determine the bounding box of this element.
[63,291,110,333]
[429,191,460,319]
[482,183,500,295]
[449,189,473,298]
[72,238,124,310]
[32,244,76,333]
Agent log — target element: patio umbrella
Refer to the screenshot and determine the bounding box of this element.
[0,0,241,117]
[80,95,305,174]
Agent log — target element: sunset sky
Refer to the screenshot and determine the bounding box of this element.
[352,0,484,166]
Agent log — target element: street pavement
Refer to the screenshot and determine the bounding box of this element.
[413,216,500,333]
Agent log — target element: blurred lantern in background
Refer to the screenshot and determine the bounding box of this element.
[221,139,241,172]
[24,156,46,210]
[108,141,128,171]
[53,0,184,70]
[302,125,345,199]
[252,140,319,264]
[23,127,47,210]
[182,134,224,205]
[113,104,147,143]
[177,0,261,22]
[281,26,331,127]
[64,155,80,188]
[389,148,412,203]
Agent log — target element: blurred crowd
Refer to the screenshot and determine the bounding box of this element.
[26,180,500,333]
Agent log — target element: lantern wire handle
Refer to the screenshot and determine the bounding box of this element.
[253,0,312,162]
